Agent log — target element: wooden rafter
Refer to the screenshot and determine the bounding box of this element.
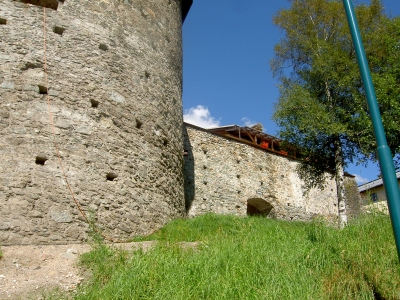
[246,132,256,143]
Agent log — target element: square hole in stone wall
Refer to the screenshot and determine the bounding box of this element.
[14,0,62,10]
[0,18,7,25]
[136,119,143,129]
[99,44,108,51]
[38,85,48,94]
[53,26,65,35]
[90,99,99,108]
[106,173,118,181]
[35,155,48,165]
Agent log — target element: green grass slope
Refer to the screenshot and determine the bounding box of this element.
[70,213,399,300]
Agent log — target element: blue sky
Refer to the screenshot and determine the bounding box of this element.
[182,0,400,184]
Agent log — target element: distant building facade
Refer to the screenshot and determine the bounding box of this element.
[358,172,400,204]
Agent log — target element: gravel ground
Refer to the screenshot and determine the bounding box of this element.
[0,242,157,300]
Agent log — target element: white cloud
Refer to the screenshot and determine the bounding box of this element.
[354,174,370,185]
[183,105,220,128]
[241,117,257,128]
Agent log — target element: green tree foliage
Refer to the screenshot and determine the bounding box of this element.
[271,0,400,227]
[362,16,400,163]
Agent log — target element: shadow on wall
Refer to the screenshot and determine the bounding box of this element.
[183,126,195,212]
[247,198,274,216]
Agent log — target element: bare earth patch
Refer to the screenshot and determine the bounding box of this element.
[0,242,157,299]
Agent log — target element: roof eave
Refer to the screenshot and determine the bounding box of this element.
[182,0,193,23]
[358,172,400,192]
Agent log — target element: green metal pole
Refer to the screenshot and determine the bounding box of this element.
[342,0,400,261]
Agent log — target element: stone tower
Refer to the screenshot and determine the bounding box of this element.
[0,0,191,245]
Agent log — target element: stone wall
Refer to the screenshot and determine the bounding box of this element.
[0,0,362,246]
[344,176,362,218]
[0,0,186,245]
[183,124,361,222]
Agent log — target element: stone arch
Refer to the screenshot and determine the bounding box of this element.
[247,198,274,216]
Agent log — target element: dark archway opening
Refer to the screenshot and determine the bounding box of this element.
[247,198,273,216]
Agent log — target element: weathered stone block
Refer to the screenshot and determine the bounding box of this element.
[50,209,73,223]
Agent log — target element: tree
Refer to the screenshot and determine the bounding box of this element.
[360,16,400,165]
[271,0,400,228]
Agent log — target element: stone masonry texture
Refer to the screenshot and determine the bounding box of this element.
[183,124,361,222]
[1,0,362,246]
[0,0,186,245]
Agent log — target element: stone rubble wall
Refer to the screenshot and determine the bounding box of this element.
[344,176,362,218]
[183,124,361,222]
[0,0,186,245]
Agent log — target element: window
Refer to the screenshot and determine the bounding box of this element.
[370,193,378,203]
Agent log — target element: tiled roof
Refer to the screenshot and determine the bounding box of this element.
[358,172,400,192]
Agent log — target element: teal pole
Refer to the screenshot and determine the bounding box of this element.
[342,0,400,260]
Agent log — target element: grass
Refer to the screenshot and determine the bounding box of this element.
[65,213,399,299]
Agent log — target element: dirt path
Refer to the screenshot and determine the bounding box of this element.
[0,244,89,299]
[0,242,156,299]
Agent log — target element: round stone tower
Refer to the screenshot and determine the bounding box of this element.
[0,0,189,245]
